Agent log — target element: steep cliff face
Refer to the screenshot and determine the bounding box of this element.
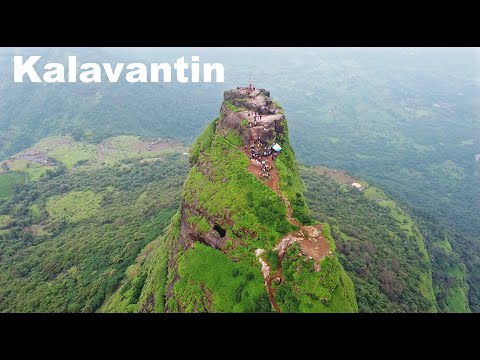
[160,88,357,312]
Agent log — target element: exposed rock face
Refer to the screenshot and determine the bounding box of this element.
[179,88,285,254]
[163,87,358,313]
[224,88,271,102]
[218,88,285,145]
[179,200,227,251]
[165,88,286,306]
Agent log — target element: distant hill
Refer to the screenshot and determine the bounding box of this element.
[1,46,478,312]
[0,130,449,312]
[300,165,467,312]
[1,48,476,310]
[0,48,225,161]
[0,135,188,312]
[103,88,358,313]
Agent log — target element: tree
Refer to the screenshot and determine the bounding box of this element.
[72,129,85,142]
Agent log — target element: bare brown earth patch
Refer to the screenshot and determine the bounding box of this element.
[241,130,331,312]
[135,139,183,152]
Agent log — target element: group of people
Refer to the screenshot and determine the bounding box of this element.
[236,84,256,94]
[245,137,279,178]
[247,111,262,128]
[234,83,280,179]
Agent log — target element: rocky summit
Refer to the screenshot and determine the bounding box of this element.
[157,87,358,313]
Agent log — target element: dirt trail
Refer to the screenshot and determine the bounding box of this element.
[281,195,302,227]
[255,249,280,313]
[241,137,331,313]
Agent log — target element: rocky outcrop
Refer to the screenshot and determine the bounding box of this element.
[179,199,227,251]
[176,88,286,255]
[163,87,358,313]
[165,88,287,307]
[218,88,285,145]
[224,88,270,102]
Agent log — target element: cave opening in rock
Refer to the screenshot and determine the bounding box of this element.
[213,224,226,238]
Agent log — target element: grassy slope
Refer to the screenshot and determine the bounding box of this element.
[0,172,26,198]
[172,242,270,312]
[275,120,311,224]
[168,119,292,312]
[165,113,357,312]
[101,212,182,313]
[275,226,357,313]
[274,122,356,312]
[300,165,440,312]
[0,135,185,181]
[46,190,102,223]
[106,114,357,313]
[363,187,436,307]
[184,130,295,248]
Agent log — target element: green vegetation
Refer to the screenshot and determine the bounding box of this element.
[44,141,97,169]
[0,117,359,313]
[2,161,50,181]
[412,213,471,312]
[275,242,357,312]
[432,246,470,312]
[364,187,430,265]
[300,165,438,312]
[46,191,102,224]
[184,126,296,249]
[101,212,182,313]
[272,99,283,110]
[275,122,311,224]
[0,172,26,198]
[323,223,336,251]
[1,47,476,312]
[188,215,211,233]
[271,50,480,311]
[1,48,476,310]
[0,215,12,229]
[163,99,357,313]
[189,120,217,164]
[29,203,41,221]
[225,100,246,113]
[225,130,243,146]
[172,242,271,312]
[0,135,186,182]
[0,48,222,161]
[0,149,188,312]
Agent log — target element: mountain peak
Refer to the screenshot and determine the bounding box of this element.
[218,87,286,148]
[159,87,358,313]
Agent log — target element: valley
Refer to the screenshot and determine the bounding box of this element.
[0,47,477,312]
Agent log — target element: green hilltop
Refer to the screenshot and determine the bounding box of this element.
[0,88,452,313]
[103,88,358,313]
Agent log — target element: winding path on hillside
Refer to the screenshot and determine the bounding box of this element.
[240,137,332,313]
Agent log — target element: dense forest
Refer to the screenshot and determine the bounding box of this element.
[0,133,444,312]
[0,150,188,312]
[300,166,467,312]
[261,49,479,311]
[0,47,478,312]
